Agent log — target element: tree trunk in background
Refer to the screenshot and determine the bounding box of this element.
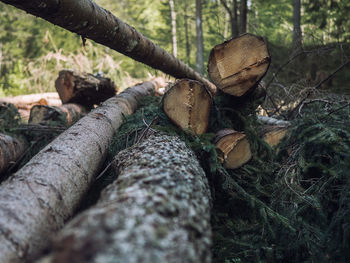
[39,134,212,263]
[169,0,177,57]
[240,0,247,34]
[196,0,204,75]
[220,0,238,38]
[0,134,27,176]
[231,0,239,37]
[0,81,159,263]
[292,0,302,51]
[0,0,216,94]
[184,0,191,65]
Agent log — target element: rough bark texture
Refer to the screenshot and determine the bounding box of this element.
[0,133,27,176]
[261,125,289,147]
[208,33,270,97]
[28,103,87,126]
[40,134,212,263]
[0,0,216,95]
[0,81,158,263]
[163,79,212,135]
[55,70,117,108]
[0,92,61,109]
[215,129,252,169]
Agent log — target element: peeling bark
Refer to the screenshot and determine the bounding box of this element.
[0,134,27,176]
[0,0,216,95]
[0,81,159,263]
[28,103,87,126]
[55,70,117,109]
[39,134,212,263]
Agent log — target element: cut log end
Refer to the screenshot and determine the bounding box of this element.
[215,129,252,169]
[262,126,289,147]
[163,79,212,135]
[208,33,270,97]
[55,70,117,108]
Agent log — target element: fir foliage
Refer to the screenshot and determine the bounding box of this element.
[96,94,350,262]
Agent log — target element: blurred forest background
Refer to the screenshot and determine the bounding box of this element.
[0,0,349,99]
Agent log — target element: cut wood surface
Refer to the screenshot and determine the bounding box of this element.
[0,81,160,263]
[208,33,270,97]
[1,0,216,95]
[39,133,212,263]
[55,70,117,108]
[261,125,289,147]
[0,133,27,176]
[215,129,252,169]
[163,79,212,134]
[0,92,61,109]
[29,104,87,126]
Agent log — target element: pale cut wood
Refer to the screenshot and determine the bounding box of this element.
[0,92,61,109]
[208,33,270,97]
[215,129,252,169]
[0,81,159,263]
[261,125,289,147]
[163,79,212,134]
[29,104,87,126]
[55,70,117,108]
[0,133,27,176]
[38,134,212,263]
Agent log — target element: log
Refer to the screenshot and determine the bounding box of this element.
[0,92,61,109]
[0,81,160,263]
[55,70,117,108]
[29,104,87,126]
[162,79,212,134]
[215,129,252,169]
[1,0,216,95]
[39,133,212,263]
[208,33,270,97]
[260,125,289,148]
[0,133,27,176]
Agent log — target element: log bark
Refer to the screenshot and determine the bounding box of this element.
[0,92,61,109]
[208,33,270,97]
[28,103,87,126]
[0,133,27,176]
[0,0,216,95]
[215,129,252,169]
[55,70,117,108]
[0,81,159,263]
[163,79,212,135]
[39,133,212,263]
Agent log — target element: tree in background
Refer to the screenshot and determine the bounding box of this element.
[169,0,178,57]
[195,0,204,75]
[220,0,239,38]
[292,0,302,51]
[239,0,247,34]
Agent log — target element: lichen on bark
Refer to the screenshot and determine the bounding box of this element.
[43,133,212,263]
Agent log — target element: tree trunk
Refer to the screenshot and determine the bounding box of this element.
[196,0,204,75]
[0,0,216,94]
[183,0,191,65]
[163,79,212,135]
[0,92,61,110]
[208,33,270,97]
[0,133,27,176]
[39,133,212,263]
[220,0,238,38]
[239,0,247,34]
[169,0,177,57]
[0,81,160,263]
[55,70,116,109]
[28,103,87,126]
[292,0,302,51]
